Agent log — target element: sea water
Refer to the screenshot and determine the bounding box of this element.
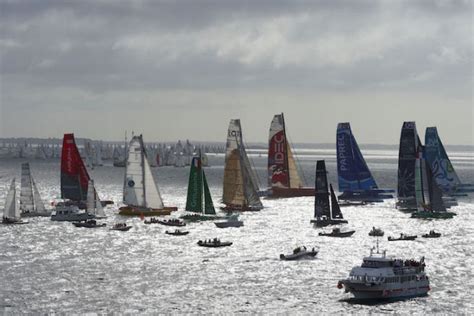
[0,146,473,314]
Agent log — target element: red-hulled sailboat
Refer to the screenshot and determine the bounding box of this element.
[60,133,113,208]
[264,113,314,198]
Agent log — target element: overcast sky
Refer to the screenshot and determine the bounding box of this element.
[0,0,472,145]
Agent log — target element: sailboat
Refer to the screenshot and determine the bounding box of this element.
[310,160,348,227]
[20,162,50,217]
[265,113,314,198]
[411,146,456,219]
[86,179,106,219]
[2,179,28,224]
[119,134,177,216]
[425,127,474,195]
[181,155,224,221]
[336,122,394,203]
[222,119,263,212]
[396,122,421,211]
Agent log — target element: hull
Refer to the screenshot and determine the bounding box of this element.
[118,205,177,216]
[280,250,317,261]
[411,211,456,219]
[157,220,186,227]
[21,211,52,217]
[51,213,95,222]
[165,231,189,236]
[73,222,106,228]
[268,187,315,198]
[214,221,243,228]
[319,230,355,238]
[342,280,429,300]
[422,233,441,238]
[110,226,132,231]
[197,241,232,248]
[310,218,348,227]
[2,218,29,225]
[180,214,223,222]
[388,236,417,241]
[220,205,262,212]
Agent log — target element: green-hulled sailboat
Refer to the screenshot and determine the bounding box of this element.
[181,155,225,221]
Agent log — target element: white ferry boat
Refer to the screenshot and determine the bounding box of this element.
[338,245,430,300]
[51,202,95,222]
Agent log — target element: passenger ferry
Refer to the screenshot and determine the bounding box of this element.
[338,244,430,300]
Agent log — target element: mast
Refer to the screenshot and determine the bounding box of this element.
[139,135,147,207]
[281,113,290,186]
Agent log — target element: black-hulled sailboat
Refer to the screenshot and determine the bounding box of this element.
[310,160,348,227]
[336,122,394,203]
[396,122,420,211]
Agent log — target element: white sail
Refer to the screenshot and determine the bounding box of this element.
[124,136,146,207]
[124,135,164,209]
[94,144,103,166]
[4,179,18,219]
[86,179,95,212]
[20,163,34,212]
[143,149,164,209]
[32,179,46,212]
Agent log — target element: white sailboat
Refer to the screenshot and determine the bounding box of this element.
[119,134,177,216]
[86,179,106,218]
[2,179,28,224]
[222,119,263,212]
[20,162,50,217]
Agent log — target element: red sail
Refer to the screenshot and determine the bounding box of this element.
[60,133,91,201]
[268,114,289,188]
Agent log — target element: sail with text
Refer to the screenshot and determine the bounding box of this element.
[425,127,474,194]
[60,133,92,201]
[336,122,393,202]
[266,113,314,198]
[222,119,263,211]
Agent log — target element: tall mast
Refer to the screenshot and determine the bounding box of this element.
[281,112,290,182]
[140,135,147,207]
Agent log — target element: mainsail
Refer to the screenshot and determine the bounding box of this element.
[185,156,216,215]
[61,133,91,201]
[223,119,263,210]
[329,184,343,219]
[425,127,462,193]
[20,163,35,212]
[268,113,303,189]
[3,179,19,220]
[314,160,330,218]
[415,146,447,212]
[336,122,378,192]
[397,122,420,206]
[123,135,164,209]
[86,179,106,217]
[20,162,45,213]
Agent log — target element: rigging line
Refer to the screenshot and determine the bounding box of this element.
[285,130,308,187]
[242,139,263,189]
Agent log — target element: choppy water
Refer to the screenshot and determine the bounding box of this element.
[0,148,473,314]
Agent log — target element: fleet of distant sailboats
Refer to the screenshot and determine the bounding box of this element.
[1,115,472,303]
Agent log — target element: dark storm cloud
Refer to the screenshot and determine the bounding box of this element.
[0,0,472,142]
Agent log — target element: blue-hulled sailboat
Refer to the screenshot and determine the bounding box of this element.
[336,122,393,203]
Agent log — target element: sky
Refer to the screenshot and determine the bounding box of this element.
[0,0,472,145]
